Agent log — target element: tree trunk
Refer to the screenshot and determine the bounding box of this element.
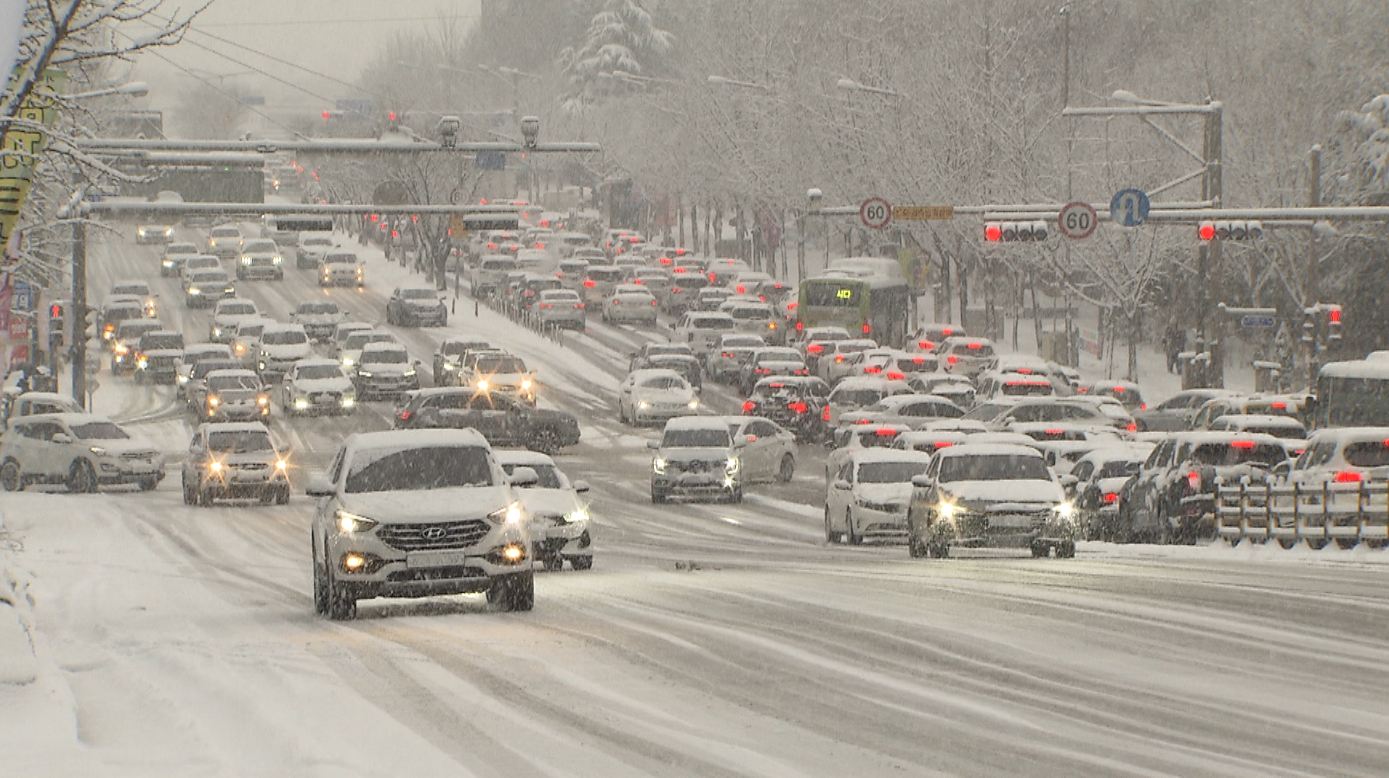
[677,192,685,248]
[1030,272,1044,355]
[957,255,970,332]
[690,201,699,254]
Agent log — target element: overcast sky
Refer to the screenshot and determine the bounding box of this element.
[133,0,480,115]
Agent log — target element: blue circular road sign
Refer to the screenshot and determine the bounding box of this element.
[1109,188,1151,227]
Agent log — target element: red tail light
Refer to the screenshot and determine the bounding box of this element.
[534,242,545,249]
[1126,422,1138,433]
[1139,403,1148,410]
[708,273,717,282]
[835,355,845,364]
[788,401,808,414]
[861,323,872,335]
[1111,385,1125,393]
[487,242,497,250]
[785,302,798,311]
[660,256,672,265]
[741,400,756,413]
[854,419,872,425]
[538,303,552,310]
[966,342,983,350]
[736,285,747,294]
[947,355,959,365]
[398,409,413,422]
[632,279,644,285]
[1230,440,1256,449]
[1270,401,1288,410]
[721,351,734,358]
[821,405,832,422]
[672,287,684,293]
[575,303,585,310]
[795,321,804,331]
[874,428,896,437]
[1186,471,1202,491]
[1016,368,1033,375]
[1334,470,1362,483]
[612,299,621,306]
[917,340,936,350]
[912,356,926,365]
[583,279,596,288]
[754,367,770,375]
[886,371,906,381]
[650,300,658,306]
[1103,492,1119,504]
[941,328,954,336]
[863,365,883,374]
[807,343,824,354]
[1045,428,1064,436]
[934,441,954,450]
[795,368,810,376]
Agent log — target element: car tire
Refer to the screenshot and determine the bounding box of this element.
[823,507,837,543]
[542,555,563,572]
[325,562,357,621]
[312,534,329,616]
[651,485,667,504]
[844,510,861,545]
[1030,540,1048,558]
[529,429,560,455]
[730,486,743,504]
[0,460,21,492]
[182,477,195,505]
[927,542,950,559]
[137,477,157,492]
[776,454,795,483]
[1057,540,1076,558]
[907,533,925,558]
[198,486,214,508]
[568,555,593,571]
[487,570,534,612]
[276,486,290,506]
[68,460,97,494]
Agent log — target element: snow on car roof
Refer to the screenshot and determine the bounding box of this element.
[493,450,557,467]
[849,448,935,465]
[361,341,407,354]
[924,419,990,433]
[261,323,306,334]
[938,442,1043,458]
[664,415,730,431]
[1303,426,1389,443]
[348,428,491,453]
[834,376,910,391]
[206,368,258,378]
[959,433,1041,448]
[627,368,683,381]
[1171,430,1284,445]
[1075,443,1155,466]
[1320,359,1389,380]
[1213,413,1305,428]
[197,421,270,434]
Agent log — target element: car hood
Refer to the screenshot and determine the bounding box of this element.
[515,488,583,518]
[294,377,353,393]
[660,446,732,463]
[215,312,258,325]
[87,438,159,458]
[938,479,1064,509]
[358,363,413,377]
[341,486,512,524]
[853,482,914,505]
[141,348,182,359]
[633,387,694,403]
[295,314,341,325]
[262,343,312,359]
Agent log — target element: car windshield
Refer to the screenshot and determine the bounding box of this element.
[476,356,526,373]
[346,333,390,349]
[207,430,273,453]
[243,240,276,252]
[364,350,408,364]
[299,302,337,314]
[263,330,308,346]
[640,376,687,390]
[193,361,238,378]
[939,454,1050,482]
[70,422,129,440]
[444,341,483,356]
[209,375,260,391]
[833,389,884,406]
[401,289,436,299]
[663,428,731,448]
[857,461,929,483]
[211,228,239,237]
[140,334,183,350]
[344,446,494,493]
[220,303,255,316]
[1099,461,1142,478]
[325,254,358,264]
[503,463,564,489]
[303,237,333,247]
[297,365,342,380]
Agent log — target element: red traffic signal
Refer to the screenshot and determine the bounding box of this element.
[49,302,62,320]
[387,110,398,122]
[321,110,331,120]
[1198,221,1216,241]
[984,222,1002,242]
[1328,306,1342,324]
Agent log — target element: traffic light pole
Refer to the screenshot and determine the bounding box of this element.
[70,217,87,408]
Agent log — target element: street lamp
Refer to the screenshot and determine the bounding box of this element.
[707,74,770,92]
[835,77,898,98]
[67,81,149,100]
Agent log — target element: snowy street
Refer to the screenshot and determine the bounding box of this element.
[3,230,1388,777]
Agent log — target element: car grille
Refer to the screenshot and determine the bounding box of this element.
[120,451,155,461]
[387,566,486,582]
[148,356,177,368]
[376,520,490,551]
[235,462,268,471]
[670,459,721,473]
[309,391,340,403]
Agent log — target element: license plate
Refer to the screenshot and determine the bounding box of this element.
[987,515,1033,528]
[407,551,471,568]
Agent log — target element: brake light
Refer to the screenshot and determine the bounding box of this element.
[1230,440,1256,450]
[863,365,882,374]
[736,284,746,294]
[886,371,905,381]
[912,356,926,365]
[650,300,659,306]
[917,340,935,350]
[1186,471,1202,491]
[755,367,771,375]
[1126,422,1138,433]
[807,343,824,354]
[835,355,845,364]
[673,268,687,275]
[862,323,872,335]
[583,279,596,288]
[1139,403,1148,410]
[794,321,804,331]
[1270,401,1288,410]
[534,242,545,249]
[675,248,687,256]
[1111,385,1125,393]
[1016,368,1033,375]
[934,441,954,450]
[575,303,585,310]
[788,401,808,414]
[487,242,497,250]
[721,351,734,358]
[660,256,672,265]
[786,302,798,311]
[874,428,896,437]
[1103,492,1119,504]
[854,418,872,425]
[1045,428,1064,436]
[398,409,413,422]
[742,400,756,413]
[708,273,718,283]
[947,355,959,365]
[795,368,810,376]
[966,342,983,350]
[538,303,552,310]
[1334,470,1362,483]
[822,405,832,422]
[612,299,621,306]
[632,279,644,285]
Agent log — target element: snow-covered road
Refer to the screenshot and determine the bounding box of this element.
[2,229,1387,777]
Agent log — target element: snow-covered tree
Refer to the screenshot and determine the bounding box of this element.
[557,0,674,113]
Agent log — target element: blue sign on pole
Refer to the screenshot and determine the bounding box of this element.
[1240,314,1277,329]
[475,151,506,171]
[1109,188,1151,227]
[12,280,32,311]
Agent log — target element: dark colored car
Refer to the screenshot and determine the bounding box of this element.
[392,387,581,454]
[631,353,703,389]
[741,376,830,442]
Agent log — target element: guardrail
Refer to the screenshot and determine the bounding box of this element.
[484,292,567,347]
[1215,479,1389,548]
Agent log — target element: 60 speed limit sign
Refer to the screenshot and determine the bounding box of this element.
[859,197,892,230]
[1057,201,1098,239]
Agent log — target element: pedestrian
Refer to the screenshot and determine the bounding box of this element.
[1164,324,1186,374]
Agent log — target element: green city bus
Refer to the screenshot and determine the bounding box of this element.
[1315,357,1389,428]
[797,271,912,347]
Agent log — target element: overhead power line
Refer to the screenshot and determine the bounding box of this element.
[195,14,480,29]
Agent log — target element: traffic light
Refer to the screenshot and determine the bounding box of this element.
[1198,220,1263,242]
[984,220,1049,242]
[386,110,399,132]
[1326,304,1343,343]
[82,305,99,341]
[1301,307,1316,344]
[48,301,63,325]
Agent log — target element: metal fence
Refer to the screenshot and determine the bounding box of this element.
[1215,479,1389,548]
[484,292,567,347]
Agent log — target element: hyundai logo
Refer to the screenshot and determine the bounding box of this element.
[421,526,447,540]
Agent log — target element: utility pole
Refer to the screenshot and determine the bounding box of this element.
[1060,3,1076,366]
[70,218,87,407]
[1306,143,1322,386]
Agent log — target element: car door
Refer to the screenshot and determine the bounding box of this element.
[744,420,778,479]
[826,460,852,518]
[185,433,207,484]
[33,420,66,476]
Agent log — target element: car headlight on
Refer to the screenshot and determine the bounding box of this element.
[113,342,129,355]
[1053,501,1076,522]
[177,374,189,385]
[162,259,174,268]
[207,395,221,407]
[241,256,253,266]
[403,368,416,377]
[725,457,740,474]
[638,400,651,410]
[336,510,378,534]
[520,378,533,391]
[208,460,223,474]
[272,255,283,265]
[190,287,204,296]
[275,458,289,471]
[340,395,355,407]
[443,363,457,371]
[162,227,172,236]
[342,357,354,368]
[257,394,270,407]
[212,327,222,337]
[294,397,310,410]
[476,379,489,391]
[487,501,525,525]
[136,357,149,369]
[653,456,667,474]
[88,446,107,456]
[937,500,962,522]
[566,507,590,524]
[687,398,700,410]
[357,370,373,378]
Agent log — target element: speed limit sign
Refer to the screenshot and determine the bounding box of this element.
[1057,201,1098,239]
[859,197,892,230]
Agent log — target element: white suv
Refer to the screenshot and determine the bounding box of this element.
[307,429,536,620]
[0,413,164,493]
[181,422,290,506]
[648,416,744,503]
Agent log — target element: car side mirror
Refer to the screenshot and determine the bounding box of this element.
[645,439,661,450]
[51,432,73,444]
[911,475,933,489]
[573,480,591,494]
[1058,474,1079,489]
[509,466,539,487]
[305,473,335,497]
[833,479,851,490]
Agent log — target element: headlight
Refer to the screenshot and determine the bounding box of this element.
[162,227,172,236]
[257,394,270,406]
[274,458,288,471]
[653,456,667,474]
[88,446,107,456]
[212,327,222,337]
[341,396,355,407]
[177,374,189,385]
[341,357,354,368]
[476,379,489,391]
[272,255,283,265]
[566,507,590,524]
[162,259,174,268]
[136,357,149,369]
[241,257,252,266]
[357,370,373,378]
[113,343,129,355]
[687,398,700,410]
[937,500,962,521]
[725,457,740,474]
[207,395,221,407]
[294,397,309,410]
[443,363,457,371]
[403,368,416,377]
[638,400,651,410]
[520,378,533,391]
[336,510,378,534]
[487,501,525,525]
[1053,501,1076,521]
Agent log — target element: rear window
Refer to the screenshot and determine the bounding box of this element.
[951,342,995,357]
[1002,382,1053,397]
[834,389,884,406]
[857,461,929,483]
[691,316,733,330]
[939,454,1049,482]
[1189,442,1286,468]
[1343,442,1389,468]
[588,268,624,281]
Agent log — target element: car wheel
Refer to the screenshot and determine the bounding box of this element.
[198,486,214,507]
[730,486,743,504]
[181,477,195,505]
[844,510,861,545]
[907,532,925,558]
[487,570,534,612]
[568,555,593,571]
[1335,537,1359,550]
[542,554,563,572]
[137,477,157,492]
[1155,504,1174,545]
[928,542,950,559]
[1276,538,1298,550]
[776,454,795,483]
[312,534,329,616]
[0,460,21,492]
[276,486,290,506]
[617,400,628,424]
[529,429,560,455]
[325,561,357,621]
[68,460,97,494]
[1306,537,1329,551]
[1057,540,1076,558]
[650,485,666,504]
[823,507,837,543]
